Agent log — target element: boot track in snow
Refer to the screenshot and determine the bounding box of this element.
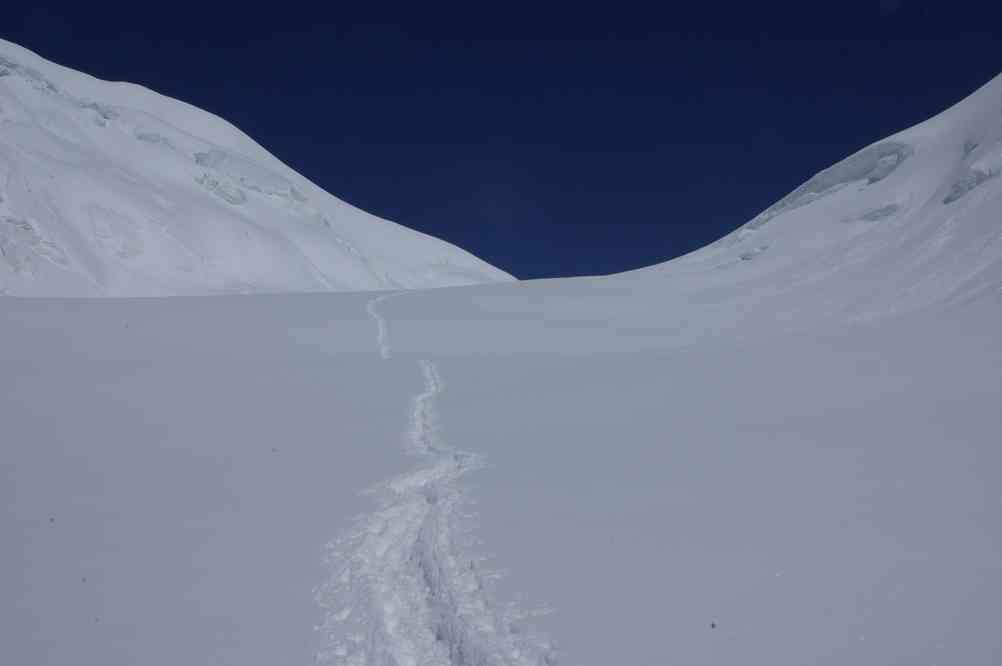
[315,294,556,666]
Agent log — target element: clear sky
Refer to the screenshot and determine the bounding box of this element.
[4,2,999,279]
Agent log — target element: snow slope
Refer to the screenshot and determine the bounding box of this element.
[635,71,1002,325]
[2,67,1000,666]
[0,39,512,296]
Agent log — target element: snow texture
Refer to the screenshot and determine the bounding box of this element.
[0,39,512,295]
[744,141,912,231]
[315,297,554,665]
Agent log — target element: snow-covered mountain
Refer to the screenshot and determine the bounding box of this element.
[2,50,999,666]
[631,71,1002,324]
[0,39,512,296]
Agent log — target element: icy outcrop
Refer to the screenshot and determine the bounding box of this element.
[943,168,996,203]
[0,53,117,126]
[745,141,913,231]
[944,140,1002,204]
[738,244,769,261]
[0,217,69,274]
[858,204,900,222]
[194,148,307,202]
[195,172,247,205]
[133,129,174,148]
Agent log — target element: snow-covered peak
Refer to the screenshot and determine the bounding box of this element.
[632,72,1002,321]
[0,39,513,296]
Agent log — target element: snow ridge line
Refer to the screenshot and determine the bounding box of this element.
[314,296,556,666]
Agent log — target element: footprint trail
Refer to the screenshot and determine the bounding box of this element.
[365,294,392,360]
[316,295,556,666]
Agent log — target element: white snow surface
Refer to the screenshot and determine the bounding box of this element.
[2,57,1001,666]
[0,39,512,296]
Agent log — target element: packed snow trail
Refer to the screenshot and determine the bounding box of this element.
[315,296,556,666]
[365,294,392,360]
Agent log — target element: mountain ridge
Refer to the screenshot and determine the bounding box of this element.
[626,71,1002,322]
[0,38,513,296]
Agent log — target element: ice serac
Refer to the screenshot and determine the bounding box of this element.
[0,39,513,296]
[634,72,1002,322]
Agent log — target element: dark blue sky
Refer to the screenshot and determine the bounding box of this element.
[4,2,999,278]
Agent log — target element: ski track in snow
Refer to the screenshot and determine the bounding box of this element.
[365,294,392,360]
[315,295,556,666]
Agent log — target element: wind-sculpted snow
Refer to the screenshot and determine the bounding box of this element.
[316,296,556,666]
[0,53,117,125]
[133,129,174,148]
[744,141,913,232]
[943,168,995,203]
[0,39,513,295]
[195,148,307,201]
[738,244,768,261]
[944,141,1002,204]
[857,203,900,222]
[0,216,69,274]
[660,74,1002,319]
[195,172,247,205]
